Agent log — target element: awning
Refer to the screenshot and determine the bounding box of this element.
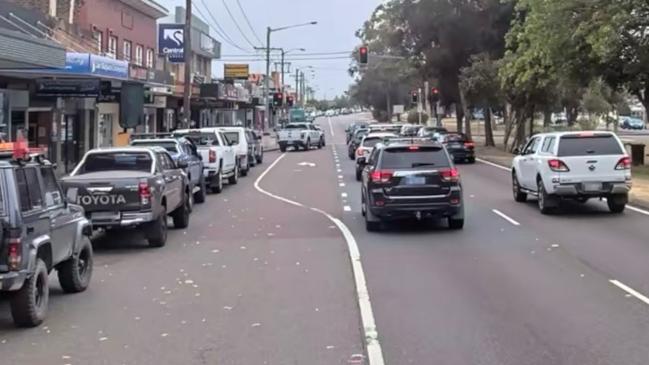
[0,28,65,69]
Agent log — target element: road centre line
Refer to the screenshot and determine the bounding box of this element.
[609,280,649,306]
[254,153,385,365]
[492,209,521,226]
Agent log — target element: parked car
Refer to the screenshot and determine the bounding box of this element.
[277,123,325,152]
[173,128,239,193]
[246,129,264,166]
[355,132,398,181]
[219,127,252,177]
[512,131,631,214]
[358,139,464,231]
[620,116,645,130]
[0,150,93,327]
[346,122,369,143]
[130,137,207,204]
[61,147,192,247]
[438,132,476,163]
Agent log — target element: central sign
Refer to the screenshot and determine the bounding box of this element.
[158,24,185,63]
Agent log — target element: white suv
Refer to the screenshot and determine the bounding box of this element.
[512,131,632,214]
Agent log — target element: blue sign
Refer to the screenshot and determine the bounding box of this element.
[62,53,129,79]
[159,24,185,63]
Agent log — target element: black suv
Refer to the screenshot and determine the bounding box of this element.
[0,152,93,327]
[359,140,464,231]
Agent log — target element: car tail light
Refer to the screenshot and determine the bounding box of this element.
[548,159,570,172]
[370,169,393,184]
[6,230,21,271]
[139,179,151,205]
[615,156,631,170]
[440,168,460,183]
[464,141,475,149]
[209,149,217,163]
[356,148,364,157]
[408,146,420,151]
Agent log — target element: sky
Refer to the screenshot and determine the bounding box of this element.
[157,0,381,99]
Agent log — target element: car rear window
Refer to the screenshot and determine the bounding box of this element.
[557,135,623,156]
[362,137,384,148]
[223,132,240,144]
[174,132,219,146]
[78,152,152,174]
[380,147,450,169]
[131,141,178,153]
[444,133,466,142]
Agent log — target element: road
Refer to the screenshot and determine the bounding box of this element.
[2,114,649,364]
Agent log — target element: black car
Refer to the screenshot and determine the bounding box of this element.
[359,140,464,231]
[440,132,476,163]
[345,122,369,144]
[348,128,369,159]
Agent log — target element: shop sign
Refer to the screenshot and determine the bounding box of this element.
[152,96,167,108]
[218,83,238,100]
[62,53,128,79]
[224,64,249,80]
[159,24,184,63]
[36,78,101,96]
[129,65,149,81]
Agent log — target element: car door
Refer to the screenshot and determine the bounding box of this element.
[40,166,76,265]
[15,167,51,262]
[519,137,542,189]
[158,152,182,210]
[219,132,236,171]
[182,142,201,185]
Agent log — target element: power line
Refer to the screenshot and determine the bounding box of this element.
[220,51,352,57]
[216,56,351,62]
[196,0,252,53]
[220,0,259,48]
[234,0,263,45]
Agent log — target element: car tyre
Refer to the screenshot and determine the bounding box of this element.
[10,258,49,327]
[512,173,527,202]
[279,145,286,153]
[607,195,627,213]
[537,179,554,215]
[241,160,249,177]
[249,154,257,167]
[448,217,465,230]
[228,164,239,185]
[147,206,168,247]
[467,157,476,164]
[194,176,207,203]
[211,171,223,194]
[58,236,93,294]
[355,166,362,181]
[172,194,191,229]
[364,194,381,231]
[256,151,263,164]
[305,139,311,151]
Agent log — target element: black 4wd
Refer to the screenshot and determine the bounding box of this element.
[0,152,93,327]
[359,140,465,231]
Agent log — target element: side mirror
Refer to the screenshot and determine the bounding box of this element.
[513,147,521,155]
[66,188,78,205]
[177,160,189,169]
[357,157,367,165]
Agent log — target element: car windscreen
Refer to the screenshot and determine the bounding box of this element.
[78,152,152,174]
[557,135,623,156]
[380,147,450,169]
[444,133,466,142]
[174,132,219,146]
[223,132,240,144]
[131,141,178,153]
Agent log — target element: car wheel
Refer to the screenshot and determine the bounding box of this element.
[467,157,476,164]
[58,236,93,293]
[512,173,527,202]
[280,145,286,152]
[448,217,465,230]
[364,194,381,231]
[194,176,207,203]
[211,171,223,193]
[257,151,263,164]
[537,179,554,215]
[147,206,168,247]
[318,138,324,149]
[249,154,257,167]
[305,139,311,151]
[241,159,249,176]
[607,195,627,213]
[355,167,362,181]
[228,164,239,185]
[172,194,191,229]
[10,258,49,327]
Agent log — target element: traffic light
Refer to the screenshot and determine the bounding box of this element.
[359,46,368,65]
[273,92,283,107]
[430,87,440,103]
[287,95,294,107]
[411,90,419,104]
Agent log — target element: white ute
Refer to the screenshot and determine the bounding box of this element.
[511,131,632,214]
[278,123,324,152]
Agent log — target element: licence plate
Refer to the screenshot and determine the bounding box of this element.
[583,183,602,192]
[92,211,120,220]
[404,176,426,185]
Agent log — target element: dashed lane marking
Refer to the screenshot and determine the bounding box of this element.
[344,205,352,212]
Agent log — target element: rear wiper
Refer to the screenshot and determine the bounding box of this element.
[411,163,436,167]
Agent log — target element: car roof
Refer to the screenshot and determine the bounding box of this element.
[86,147,159,154]
[530,131,617,138]
[219,127,245,132]
[131,138,179,144]
[366,132,398,138]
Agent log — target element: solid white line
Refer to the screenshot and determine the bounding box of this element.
[254,153,385,365]
[476,158,511,172]
[610,280,649,306]
[626,205,649,216]
[328,117,335,137]
[492,209,521,226]
[341,192,348,198]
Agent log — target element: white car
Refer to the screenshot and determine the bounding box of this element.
[219,127,252,177]
[172,128,238,193]
[355,132,398,180]
[511,131,631,214]
[277,123,324,152]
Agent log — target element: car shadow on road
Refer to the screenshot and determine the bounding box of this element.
[90,229,152,252]
[376,218,458,235]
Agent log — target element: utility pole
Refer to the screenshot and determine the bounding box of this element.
[182,0,192,128]
[300,71,305,107]
[295,68,299,105]
[424,81,431,126]
[264,27,271,130]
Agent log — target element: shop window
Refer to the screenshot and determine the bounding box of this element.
[108,35,118,58]
[123,40,132,61]
[135,45,143,66]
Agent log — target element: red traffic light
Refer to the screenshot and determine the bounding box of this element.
[359,46,369,64]
[360,47,367,54]
[432,87,439,94]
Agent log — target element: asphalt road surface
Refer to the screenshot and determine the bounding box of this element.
[2,113,649,365]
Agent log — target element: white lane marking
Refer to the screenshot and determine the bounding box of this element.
[342,192,348,198]
[255,154,385,365]
[337,169,342,173]
[477,158,512,172]
[344,205,352,212]
[492,209,521,226]
[339,183,346,187]
[338,175,344,179]
[610,280,649,306]
[328,117,335,137]
[626,205,649,216]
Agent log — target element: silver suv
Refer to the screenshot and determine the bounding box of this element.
[511,131,631,214]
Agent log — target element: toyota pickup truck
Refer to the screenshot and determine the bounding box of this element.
[172,128,238,193]
[278,123,324,152]
[60,147,191,247]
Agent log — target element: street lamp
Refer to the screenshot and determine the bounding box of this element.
[264,21,317,130]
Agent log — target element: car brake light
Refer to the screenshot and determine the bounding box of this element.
[615,156,631,170]
[464,141,475,148]
[408,146,420,151]
[440,168,460,183]
[548,159,570,172]
[356,148,364,157]
[209,149,217,163]
[139,179,151,205]
[370,169,393,184]
[6,229,21,271]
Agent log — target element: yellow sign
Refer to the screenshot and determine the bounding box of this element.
[224,64,250,79]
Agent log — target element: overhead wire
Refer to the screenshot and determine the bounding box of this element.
[234,0,263,45]
[195,0,253,53]
[217,0,260,48]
